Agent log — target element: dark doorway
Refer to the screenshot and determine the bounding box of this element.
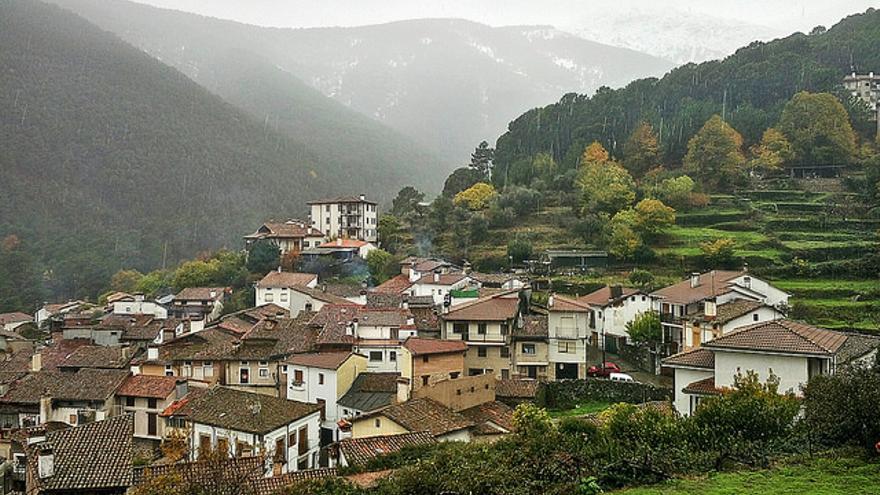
[556,363,578,380]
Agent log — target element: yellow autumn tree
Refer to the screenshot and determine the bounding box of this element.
[453,182,497,210]
[580,141,610,166]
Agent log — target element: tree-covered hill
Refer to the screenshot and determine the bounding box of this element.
[0,0,427,305]
[49,0,672,166]
[493,9,880,177]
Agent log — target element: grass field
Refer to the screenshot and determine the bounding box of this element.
[616,456,880,495]
[547,401,612,419]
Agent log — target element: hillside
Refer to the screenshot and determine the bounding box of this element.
[0,0,426,303]
[493,8,880,174]
[50,0,673,165]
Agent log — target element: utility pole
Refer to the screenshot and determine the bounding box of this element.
[162,240,168,270]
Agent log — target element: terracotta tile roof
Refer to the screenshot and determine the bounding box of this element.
[366,398,473,437]
[337,372,399,413]
[245,220,324,240]
[57,345,135,370]
[291,285,355,305]
[323,284,365,299]
[372,275,414,294]
[515,315,548,338]
[344,469,393,488]
[120,318,172,342]
[682,377,723,396]
[233,313,319,360]
[468,272,522,286]
[187,387,322,434]
[460,401,515,434]
[412,260,450,273]
[38,339,93,370]
[650,270,746,304]
[133,455,263,489]
[403,337,467,356]
[174,287,228,301]
[0,312,33,325]
[1,369,129,404]
[29,415,133,492]
[495,379,539,399]
[310,305,361,346]
[256,271,318,289]
[415,273,468,286]
[339,432,436,467]
[319,239,370,248]
[836,334,880,363]
[307,195,377,205]
[661,347,715,369]
[688,299,767,325]
[548,294,591,312]
[252,468,339,495]
[116,374,179,399]
[0,350,34,374]
[704,319,848,356]
[160,387,207,418]
[287,352,354,370]
[411,307,440,332]
[357,308,413,327]
[578,286,642,307]
[158,328,239,362]
[442,293,520,322]
[366,292,404,307]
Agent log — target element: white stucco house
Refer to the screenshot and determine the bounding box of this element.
[651,270,790,355]
[663,319,880,416]
[308,195,378,243]
[110,293,168,319]
[286,352,367,443]
[577,286,652,353]
[283,285,355,318]
[188,386,323,473]
[255,270,319,313]
[546,295,592,380]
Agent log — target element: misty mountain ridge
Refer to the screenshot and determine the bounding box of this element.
[50,0,674,164]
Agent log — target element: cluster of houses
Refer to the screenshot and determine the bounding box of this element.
[1,194,878,493]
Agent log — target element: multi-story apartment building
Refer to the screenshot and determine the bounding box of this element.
[308,195,378,243]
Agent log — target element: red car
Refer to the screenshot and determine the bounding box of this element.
[586,362,621,378]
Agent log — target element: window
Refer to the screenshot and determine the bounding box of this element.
[369,351,383,362]
[203,362,213,377]
[293,369,303,384]
[147,398,157,409]
[281,365,288,373]
[422,355,429,363]
[265,293,274,302]
[452,322,468,334]
[477,346,487,358]
[125,397,135,407]
[325,205,330,212]
[422,375,429,386]
[217,438,229,456]
[259,361,269,366]
[199,434,212,455]
[275,437,286,461]
[298,426,309,455]
[500,346,510,358]
[259,368,269,378]
[164,365,173,377]
[240,367,250,384]
[450,371,460,379]
[317,398,326,420]
[318,373,324,385]
[147,413,157,436]
[183,361,192,377]
[753,313,759,321]
[304,302,313,312]
[522,343,536,355]
[477,323,487,335]
[389,351,397,362]
[558,341,574,353]
[500,323,509,335]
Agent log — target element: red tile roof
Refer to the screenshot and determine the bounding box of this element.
[704,319,847,356]
[682,377,723,396]
[0,312,33,325]
[415,273,468,286]
[650,270,746,304]
[244,220,324,240]
[442,293,520,322]
[338,432,436,466]
[363,398,474,437]
[256,271,317,289]
[403,337,467,356]
[548,295,590,312]
[578,286,642,307]
[319,239,370,248]
[372,275,414,294]
[174,287,228,301]
[460,401,515,434]
[287,352,354,370]
[117,374,179,399]
[661,347,714,369]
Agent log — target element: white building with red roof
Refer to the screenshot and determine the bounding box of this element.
[576,285,651,353]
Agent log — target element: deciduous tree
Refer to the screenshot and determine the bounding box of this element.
[453,182,498,210]
[683,115,747,191]
[778,91,857,166]
[623,121,660,177]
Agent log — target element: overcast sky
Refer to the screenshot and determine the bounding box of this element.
[132,0,877,32]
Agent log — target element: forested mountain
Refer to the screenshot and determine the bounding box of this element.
[0,0,434,305]
[50,0,673,165]
[493,8,880,178]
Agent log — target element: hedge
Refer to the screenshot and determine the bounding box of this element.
[537,378,672,410]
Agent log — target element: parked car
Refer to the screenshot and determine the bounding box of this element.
[586,362,621,378]
[609,372,635,383]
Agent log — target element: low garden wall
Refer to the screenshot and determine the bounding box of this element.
[536,377,671,410]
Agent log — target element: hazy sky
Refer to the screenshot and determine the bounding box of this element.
[133,0,877,33]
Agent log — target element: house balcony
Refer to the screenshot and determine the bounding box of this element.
[660,312,683,327]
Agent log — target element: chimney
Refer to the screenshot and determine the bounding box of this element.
[548,295,554,308]
[742,262,749,273]
[175,380,189,399]
[610,285,623,299]
[31,352,42,372]
[39,396,52,424]
[396,377,411,403]
[359,194,366,201]
[38,449,54,479]
[401,299,409,310]
[690,273,700,288]
[433,271,440,283]
[147,347,159,361]
[209,290,217,299]
[704,298,717,319]
[277,266,282,273]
